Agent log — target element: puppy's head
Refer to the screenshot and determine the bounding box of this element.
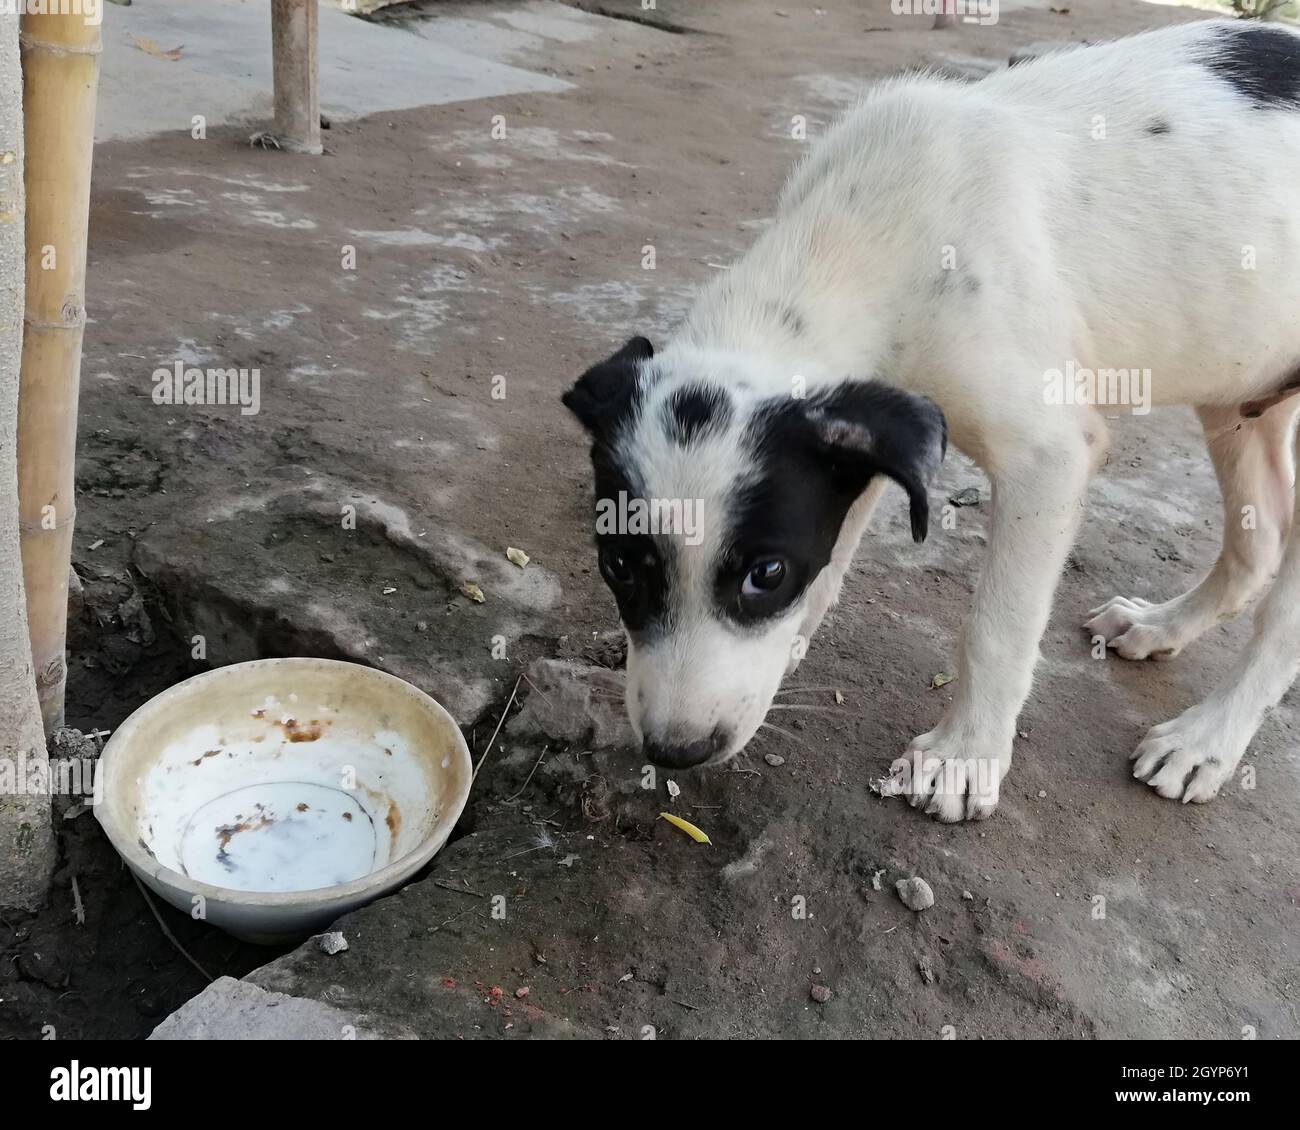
[563,336,945,769]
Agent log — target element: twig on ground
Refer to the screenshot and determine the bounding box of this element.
[131,872,213,982]
[520,671,553,706]
[70,875,85,926]
[433,879,484,898]
[504,747,548,803]
[430,907,478,933]
[473,674,522,784]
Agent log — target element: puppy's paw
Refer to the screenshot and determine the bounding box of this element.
[881,729,1009,822]
[1131,707,1248,804]
[1083,595,1197,661]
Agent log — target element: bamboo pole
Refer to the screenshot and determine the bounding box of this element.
[1,8,55,909]
[17,8,101,734]
[272,0,322,155]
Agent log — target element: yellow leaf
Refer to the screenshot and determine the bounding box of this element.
[460,582,485,603]
[506,547,529,568]
[658,812,711,845]
[930,672,954,689]
[131,36,185,62]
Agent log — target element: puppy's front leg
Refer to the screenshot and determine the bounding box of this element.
[886,424,1100,820]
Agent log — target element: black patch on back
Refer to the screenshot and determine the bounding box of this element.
[1202,23,1300,109]
[661,383,732,446]
[1145,118,1173,135]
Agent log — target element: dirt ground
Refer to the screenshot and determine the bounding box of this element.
[4,0,1299,1040]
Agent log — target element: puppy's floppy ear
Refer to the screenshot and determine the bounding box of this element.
[562,336,654,437]
[804,381,947,542]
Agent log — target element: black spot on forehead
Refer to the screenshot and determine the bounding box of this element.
[661,383,732,447]
[1201,23,1300,109]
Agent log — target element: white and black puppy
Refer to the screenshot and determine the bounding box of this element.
[564,20,1300,822]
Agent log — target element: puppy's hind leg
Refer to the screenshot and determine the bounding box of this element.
[1085,402,1300,659]
[1133,420,1300,803]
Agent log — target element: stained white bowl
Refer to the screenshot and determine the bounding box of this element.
[95,658,472,943]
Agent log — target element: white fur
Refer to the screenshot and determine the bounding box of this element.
[618,21,1300,817]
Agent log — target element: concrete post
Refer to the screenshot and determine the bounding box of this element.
[271,0,322,155]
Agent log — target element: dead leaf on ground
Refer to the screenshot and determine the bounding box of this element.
[131,36,185,62]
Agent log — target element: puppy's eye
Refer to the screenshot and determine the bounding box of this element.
[600,546,636,590]
[741,558,787,597]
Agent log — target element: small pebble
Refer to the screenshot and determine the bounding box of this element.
[918,956,935,984]
[896,876,935,911]
[764,753,785,767]
[962,890,974,901]
[316,931,348,955]
[1037,790,1047,798]
[810,984,832,1003]
[515,986,530,999]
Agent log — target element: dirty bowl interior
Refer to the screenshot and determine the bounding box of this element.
[95,658,472,943]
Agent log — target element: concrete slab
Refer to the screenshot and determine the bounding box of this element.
[95,0,572,143]
[148,975,416,1039]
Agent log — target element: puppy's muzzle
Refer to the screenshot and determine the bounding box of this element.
[642,726,731,769]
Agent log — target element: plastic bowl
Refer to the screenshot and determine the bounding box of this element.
[94,658,472,943]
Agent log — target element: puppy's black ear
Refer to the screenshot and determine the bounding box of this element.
[562,336,654,437]
[804,382,947,542]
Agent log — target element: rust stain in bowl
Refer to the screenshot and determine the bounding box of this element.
[215,804,275,870]
[191,748,223,767]
[274,717,328,743]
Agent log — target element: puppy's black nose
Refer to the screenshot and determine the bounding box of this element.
[642,727,729,769]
